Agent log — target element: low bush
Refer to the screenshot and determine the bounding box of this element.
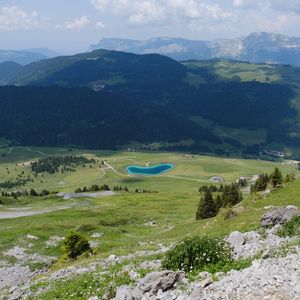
[62,232,91,259]
[161,236,232,273]
[277,216,300,237]
[221,208,238,220]
[76,223,96,233]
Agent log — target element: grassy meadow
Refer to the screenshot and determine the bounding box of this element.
[0,146,298,261]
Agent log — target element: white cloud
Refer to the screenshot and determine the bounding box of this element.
[90,0,110,12]
[89,0,300,37]
[96,21,106,28]
[0,6,44,30]
[64,16,90,29]
[91,0,232,26]
[129,1,166,24]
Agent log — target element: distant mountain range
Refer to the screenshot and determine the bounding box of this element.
[90,32,300,67]
[1,49,300,155]
[0,48,61,65]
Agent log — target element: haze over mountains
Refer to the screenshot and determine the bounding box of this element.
[2,32,300,68]
[91,32,300,67]
[0,48,61,65]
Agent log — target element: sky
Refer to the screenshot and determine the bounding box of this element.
[1,0,300,53]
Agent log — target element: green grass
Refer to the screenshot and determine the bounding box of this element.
[0,147,296,194]
[0,147,299,298]
[183,60,282,83]
[0,147,298,260]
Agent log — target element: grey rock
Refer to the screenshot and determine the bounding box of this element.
[138,270,185,295]
[115,286,134,300]
[226,231,245,251]
[261,206,300,228]
[139,260,161,270]
[244,231,260,243]
[261,250,271,259]
[200,276,213,288]
[9,286,18,293]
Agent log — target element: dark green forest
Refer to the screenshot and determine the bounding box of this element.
[0,49,299,153]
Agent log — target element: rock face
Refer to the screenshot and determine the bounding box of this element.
[90,32,300,67]
[261,206,300,228]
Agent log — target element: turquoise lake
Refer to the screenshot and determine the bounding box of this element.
[126,163,174,175]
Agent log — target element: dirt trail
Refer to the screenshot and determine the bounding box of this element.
[0,206,71,220]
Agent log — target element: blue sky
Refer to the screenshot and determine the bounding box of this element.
[1,0,300,53]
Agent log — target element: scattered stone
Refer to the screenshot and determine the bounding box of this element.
[9,286,18,293]
[115,286,134,300]
[91,232,103,238]
[226,231,245,252]
[200,276,213,288]
[139,260,161,270]
[261,250,271,259]
[138,270,185,295]
[26,234,38,240]
[145,221,157,227]
[4,246,55,265]
[45,235,64,247]
[261,206,300,228]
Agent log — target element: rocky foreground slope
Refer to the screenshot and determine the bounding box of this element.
[112,206,300,300]
[1,206,300,300]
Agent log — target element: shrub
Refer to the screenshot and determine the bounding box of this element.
[285,173,295,183]
[222,207,238,220]
[277,216,300,237]
[62,232,91,259]
[76,223,96,233]
[161,236,232,273]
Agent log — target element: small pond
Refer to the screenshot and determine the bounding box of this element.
[126,163,174,176]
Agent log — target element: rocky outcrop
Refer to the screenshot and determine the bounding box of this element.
[114,271,185,300]
[115,246,300,300]
[261,206,300,227]
[114,206,300,300]
[138,271,185,295]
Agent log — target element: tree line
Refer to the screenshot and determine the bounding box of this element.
[251,167,294,193]
[196,183,243,220]
[31,156,96,174]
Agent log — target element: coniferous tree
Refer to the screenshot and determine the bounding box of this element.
[251,174,269,193]
[285,173,295,183]
[215,194,223,210]
[196,190,218,220]
[221,183,243,207]
[29,188,38,197]
[269,167,283,188]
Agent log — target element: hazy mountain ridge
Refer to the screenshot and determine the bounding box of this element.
[0,50,49,65]
[90,32,300,67]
